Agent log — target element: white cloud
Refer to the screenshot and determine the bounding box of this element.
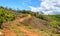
[29,0,60,15]
[29,6,40,12]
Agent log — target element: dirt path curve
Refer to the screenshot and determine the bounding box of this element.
[3,29,16,36]
[18,26,43,36]
[14,15,44,36]
[2,15,31,36]
[2,15,44,36]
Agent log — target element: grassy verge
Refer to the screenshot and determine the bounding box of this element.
[0,29,2,32]
[19,23,60,36]
[12,24,27,36]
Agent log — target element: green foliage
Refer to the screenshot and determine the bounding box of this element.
[48,15,60,22]
[50,21,58,28]
[0,6,15,28]
[48,15,60,29]
[24,25,33,29]
[20,10,49,21]
[0,6,60,36]
[20,14,28,18]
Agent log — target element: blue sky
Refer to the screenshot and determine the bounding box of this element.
[0,0,42,10]
[0,0,60,14]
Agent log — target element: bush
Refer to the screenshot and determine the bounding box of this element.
[0,7,15,28]
[50,21,59,28]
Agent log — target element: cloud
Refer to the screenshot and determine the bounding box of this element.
[29,6,40,12]
[29,0,60,15]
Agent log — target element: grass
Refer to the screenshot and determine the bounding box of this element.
[0,29,2,31]
[12,24,27,36]
[19,23,49,35]
[19,23,60,36]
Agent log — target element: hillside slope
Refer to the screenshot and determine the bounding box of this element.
[2,15,46,36]
[0,6,60,36]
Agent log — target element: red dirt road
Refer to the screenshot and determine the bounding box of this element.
[18,26,44,36]
[2,15,44,36]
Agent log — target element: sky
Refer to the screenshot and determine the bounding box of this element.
[0,0,41,10]
[0,0,60,14]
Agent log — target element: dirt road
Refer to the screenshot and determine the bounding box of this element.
[2,15,44,36]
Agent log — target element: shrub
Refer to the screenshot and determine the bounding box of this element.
[0,7,15,28]
[50,21,58,28]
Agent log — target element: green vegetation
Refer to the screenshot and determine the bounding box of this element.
[19,23,60,36]
[19,10,49,21]
[0,7,15,28]
[0,6,60,36]
[48,15,60,30]
[12,24,26,36]
[50,21,58,28]
[18,10,60,36]
[48,15,60,22]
